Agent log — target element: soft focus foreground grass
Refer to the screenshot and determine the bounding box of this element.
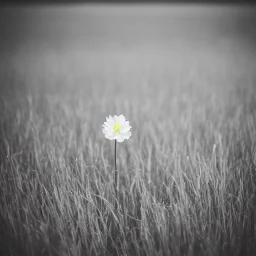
[1,37,256,256]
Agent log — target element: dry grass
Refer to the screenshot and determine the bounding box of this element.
[1,8,256,255]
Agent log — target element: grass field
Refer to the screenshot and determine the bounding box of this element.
[1,4,256,256]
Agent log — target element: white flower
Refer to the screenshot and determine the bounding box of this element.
[102,115,132,142]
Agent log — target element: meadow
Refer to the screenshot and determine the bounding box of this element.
[1,4,256,256]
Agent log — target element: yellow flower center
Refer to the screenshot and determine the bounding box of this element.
[113,121,121,132]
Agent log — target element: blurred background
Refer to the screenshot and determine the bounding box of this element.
[0,2,256,98]
[0,1,256,127]
[1,2,256,52]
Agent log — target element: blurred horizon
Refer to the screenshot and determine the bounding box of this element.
[0,4,256,52]
[1,0,255,5]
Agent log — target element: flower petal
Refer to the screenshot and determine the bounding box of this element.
[116,136,125,142]
[124,131,132,139]
[117,115,126,124]
[120,124,131,133]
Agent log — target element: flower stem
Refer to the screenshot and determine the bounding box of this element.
[114,139,118,210]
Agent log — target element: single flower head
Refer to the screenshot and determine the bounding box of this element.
[102,114,132,142]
